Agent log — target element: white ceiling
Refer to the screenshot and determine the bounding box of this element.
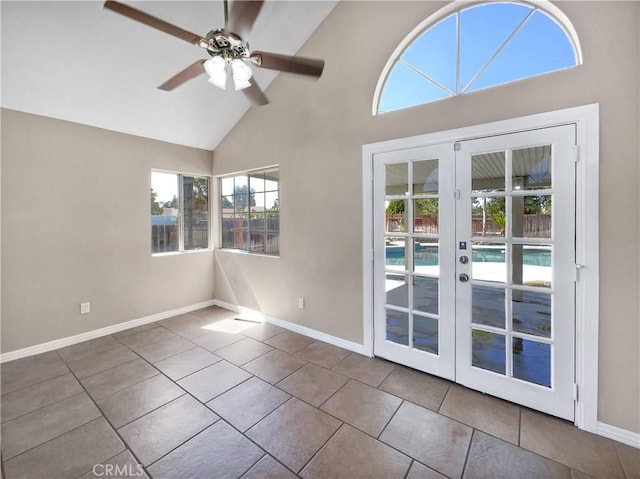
[1,1,337,150]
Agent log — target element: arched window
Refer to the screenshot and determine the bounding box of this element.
[375,1,581,114]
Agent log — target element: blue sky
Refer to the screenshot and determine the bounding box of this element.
[379,3,577,113]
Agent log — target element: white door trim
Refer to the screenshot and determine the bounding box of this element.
[362,103,599,433]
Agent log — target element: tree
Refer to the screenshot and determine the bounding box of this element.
[192,177,209,213]
[233,185,256,212]
[164,195,177,209]
[415,198,438,214]
[221,196,233,208]
[151,189,162,215]
[386,200,405,214]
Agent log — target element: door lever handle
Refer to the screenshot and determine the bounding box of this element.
[459,273,469,282]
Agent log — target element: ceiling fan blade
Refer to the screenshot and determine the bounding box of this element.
[158,60,206,91]
[227,0,264,38]
[104,1,205,47]
[250,51,324,78]
[243,82,269,107]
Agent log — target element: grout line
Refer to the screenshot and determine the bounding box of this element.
[296,421,345,475]
[460,428,476,477]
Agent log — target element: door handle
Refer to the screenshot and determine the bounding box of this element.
[459,273,469,282]
[459,255,469,264]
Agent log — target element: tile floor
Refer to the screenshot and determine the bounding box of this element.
[1,306,638,479]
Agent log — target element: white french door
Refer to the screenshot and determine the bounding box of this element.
[373,124,577,420]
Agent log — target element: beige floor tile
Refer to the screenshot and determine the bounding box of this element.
[520,409,626,478]
[78,450,148,479]
[66,344,139,379]
[0,351,69,395]
[116,326,178,351]
[192,330,244,352]
[264,331,316,354]
[301,424,411,479]
[571,470,596,479]
[406,461,448,479]
[243,349,308,384]
[615,441,640,479]
[277,363,349,407]
[81,358,159,400]
[207,376,290,431]
[177,360,252,402]
[157,312,201,330]
[243,323,287,341]
[332,353,394,387]
[379,365,450,411]
[57,335,123,363]
[3,418,124,479]
[439,385,520,444]
[464,430,571,479]
[247,397,341,473]
[96,375,185,428]
[241,455,298,479]
[295,341,352,369]
[154,346,220,380]
[189,306,235,321]
[1,373,83,423]
[321,379,402,437]
[113,323,158,339]
[134,335,196,363]
[158,314,214,339]
[148,421,264,479]
[380,401,472,479]
[1,393,101,459]
[118,395,218,466]
[199,317,263,335]
[215,337,274,365]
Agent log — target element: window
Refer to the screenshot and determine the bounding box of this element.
[376,2,581,114]
[220,168,279,255]
[151,171,210,254]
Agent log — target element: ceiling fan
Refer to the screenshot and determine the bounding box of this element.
[103,0,325,106]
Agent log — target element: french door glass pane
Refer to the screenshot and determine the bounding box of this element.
[386,163,409,195]
[385,238,408,271]
[511,195,551,239]
[472,329,506,375]
[472,152,505,193]
[472,285,505,329]
[512,338,551,387]
[512,145,552,190]
[472,242,507,283]
[386,200,407,233]
[182,176,209,250]
[413,315,438,354]
[512,291,551,338]
[512,244,552,287]
[414,199,439,234]
[413,276,438,315]
[413,160,439,194]
[386,273,409,308]
[387,309,409,346]
[472,196,505,237]
[413,239,439,275]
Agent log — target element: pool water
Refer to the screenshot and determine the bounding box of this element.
[386,245,551,267]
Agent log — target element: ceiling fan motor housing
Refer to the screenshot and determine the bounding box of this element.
[206,29,250,60]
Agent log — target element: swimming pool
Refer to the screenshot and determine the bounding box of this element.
[386,244,551,267]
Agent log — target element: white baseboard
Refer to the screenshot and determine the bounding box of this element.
[213,300,367,355]
[597,421,640,449]
[0,300,217,364]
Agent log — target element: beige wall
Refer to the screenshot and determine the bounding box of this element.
[1,109,215,352]
[212,2,640,434]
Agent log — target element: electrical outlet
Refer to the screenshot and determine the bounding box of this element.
[80,302,90,314]
[298,297,305,309]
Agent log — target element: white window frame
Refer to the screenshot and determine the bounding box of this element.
[217,166,280,257]
[151,169,212,255]
[363,103,599,434]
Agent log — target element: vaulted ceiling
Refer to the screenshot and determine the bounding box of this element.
[1,1,337,150]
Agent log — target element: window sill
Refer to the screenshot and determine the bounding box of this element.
[152,248,213,257]
[216,248,280,259]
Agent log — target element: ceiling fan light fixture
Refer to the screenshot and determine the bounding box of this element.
[231,59,252,91]
[204,56,227,89]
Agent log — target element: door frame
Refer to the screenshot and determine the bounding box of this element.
[362,103,599,432]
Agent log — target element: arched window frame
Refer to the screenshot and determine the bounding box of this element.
[373,0,583,115]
